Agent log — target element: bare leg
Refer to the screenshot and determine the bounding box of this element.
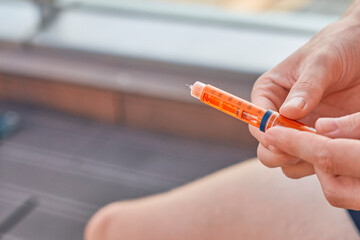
[85,159,359,240]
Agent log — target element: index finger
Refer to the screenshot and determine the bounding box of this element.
[250,77,283,143]
[265,127,360,178]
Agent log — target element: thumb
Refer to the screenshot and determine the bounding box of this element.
[279,63,332,119]
[316,112,360,139]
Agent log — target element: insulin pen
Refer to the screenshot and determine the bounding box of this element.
[187,81,316,133]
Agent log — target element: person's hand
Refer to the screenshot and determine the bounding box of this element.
[264,112,360,210]
[250,14,360,179]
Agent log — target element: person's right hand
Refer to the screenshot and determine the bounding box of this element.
[250,14,360,179]
[264,112,360,210]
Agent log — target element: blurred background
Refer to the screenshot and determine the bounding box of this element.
[0,0,353,239]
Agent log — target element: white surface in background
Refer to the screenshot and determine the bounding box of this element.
[36,9,313,73]
[63,0,338,33]
[0,0,340,73]
[0,1,39,42]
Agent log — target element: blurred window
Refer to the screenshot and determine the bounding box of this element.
[0,0,355,73]
[68,0,353,31]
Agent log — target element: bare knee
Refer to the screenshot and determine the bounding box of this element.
[84,203,124,240]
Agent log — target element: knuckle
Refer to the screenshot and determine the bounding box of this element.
[311,51,328,63]
[306,50,339,81]
[316,156,334,173]
[294,80,315,90]
[293,78,323,94]
[314,143,335,174]
[310,48,336,67]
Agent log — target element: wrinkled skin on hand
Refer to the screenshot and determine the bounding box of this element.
[250,15,360,179]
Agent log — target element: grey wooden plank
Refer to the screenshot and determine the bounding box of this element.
[2,234,26,240]
[3,126,93,156]
[77,133,254,182]
[0,154,158,207]
[0,140,181,188]
[0,103,102,137]
[0,102,256,239]
[5,209,86,240]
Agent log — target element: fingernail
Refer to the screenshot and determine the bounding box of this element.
[283,97,306,110]
[268,145,284,154]
[316,118,339,134]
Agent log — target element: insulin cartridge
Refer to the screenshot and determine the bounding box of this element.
[188,81,316,133]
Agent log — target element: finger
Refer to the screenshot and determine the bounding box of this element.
[257,144,300,168]
[250,81,281,144]
[251,92,279,111]
[324,139,360,177]
[315,168,360,210]
[249,125,264,143]
[279,56,336,119]
[251,74,287,111]
[281,161,315,179]
[265,126,329,165]
[265,127,360,177]
[316,112,360,139]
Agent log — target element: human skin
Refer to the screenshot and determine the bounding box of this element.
[85,160,359,240]
[265,113,360,210]
[250,1,360,180]
[84,2,360,239]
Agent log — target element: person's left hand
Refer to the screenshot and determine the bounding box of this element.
[265,112,360,210]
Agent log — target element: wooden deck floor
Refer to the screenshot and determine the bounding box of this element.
[0,102,255,239]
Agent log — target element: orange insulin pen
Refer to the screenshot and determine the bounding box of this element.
[187,81,316,133]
